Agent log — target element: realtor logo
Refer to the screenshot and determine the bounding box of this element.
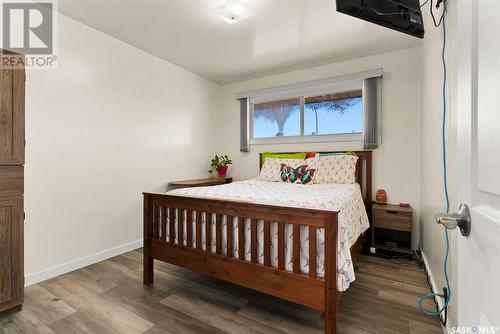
[2,2,53,54]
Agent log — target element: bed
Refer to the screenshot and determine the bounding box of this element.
[143,151,372,334]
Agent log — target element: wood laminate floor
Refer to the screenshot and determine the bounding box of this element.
[0,250,442,334]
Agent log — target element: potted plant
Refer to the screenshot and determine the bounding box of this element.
[208,154,233,178]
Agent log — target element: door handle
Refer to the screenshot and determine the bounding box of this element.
[435,204,471,237]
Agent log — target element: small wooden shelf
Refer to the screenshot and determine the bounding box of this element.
[169,177,232,189]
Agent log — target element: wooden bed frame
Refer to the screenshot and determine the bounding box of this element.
[143,150,372,334]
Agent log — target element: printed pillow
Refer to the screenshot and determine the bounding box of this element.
[311,155,358,184]
[280,164,316,185]
[257,158,305,182]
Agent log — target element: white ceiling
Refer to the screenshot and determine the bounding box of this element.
[55,0,422,84]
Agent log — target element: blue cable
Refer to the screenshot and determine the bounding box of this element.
[441,11,450,215]
[419,229,451,317]
[418,10,452,319]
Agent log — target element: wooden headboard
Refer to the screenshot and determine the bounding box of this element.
[259,151,373,206]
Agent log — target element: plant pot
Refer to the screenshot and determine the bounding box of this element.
[216,166,228,177]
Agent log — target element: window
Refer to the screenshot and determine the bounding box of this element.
[253,98,301,138]
[250,89,363,144]
[304,91,362,136]
[238,70,382,150]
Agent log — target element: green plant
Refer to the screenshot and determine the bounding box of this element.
[208,154,233,174]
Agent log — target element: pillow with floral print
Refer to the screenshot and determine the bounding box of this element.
[279,164,316,185]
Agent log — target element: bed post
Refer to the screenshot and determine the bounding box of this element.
[324,212,338,334]
[143,193,154,286]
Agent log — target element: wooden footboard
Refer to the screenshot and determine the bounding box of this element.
[143,193,339,333]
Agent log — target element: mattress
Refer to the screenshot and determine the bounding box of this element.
[167,179,370,291]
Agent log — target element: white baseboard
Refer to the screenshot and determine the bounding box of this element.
[421,250,451,334]
[25,239,143,287]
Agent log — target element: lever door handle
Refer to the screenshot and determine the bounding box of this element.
[435,204,471,236]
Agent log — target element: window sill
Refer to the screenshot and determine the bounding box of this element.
[249,133,363,145]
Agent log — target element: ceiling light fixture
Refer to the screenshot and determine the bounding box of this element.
[212,0,254,24]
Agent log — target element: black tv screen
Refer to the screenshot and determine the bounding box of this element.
[336,0,425,39]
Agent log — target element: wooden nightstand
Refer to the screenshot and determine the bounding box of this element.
[371,203,413,255]
[169,177,232,189]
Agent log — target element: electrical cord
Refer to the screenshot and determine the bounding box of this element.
[420,0,446,27]
[418,7,451,326]
[418,230,451,323]
[430,0,446,27]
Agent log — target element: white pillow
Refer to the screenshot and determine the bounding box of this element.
[310,155,358,184]
[257,158,305,182]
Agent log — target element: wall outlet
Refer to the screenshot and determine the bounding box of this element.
[370,247,376,254]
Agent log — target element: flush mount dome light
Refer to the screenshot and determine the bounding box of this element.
[212,0,254,24]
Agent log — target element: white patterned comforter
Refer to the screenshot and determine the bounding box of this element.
[167,179,369,291]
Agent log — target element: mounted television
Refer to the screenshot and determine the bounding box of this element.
[336,0,425,39]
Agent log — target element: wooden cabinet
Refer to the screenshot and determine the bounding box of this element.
[371,204,413,255]
[0,196,23,314]
[373,208,412,232]
[0,62,24,316]
[0,167,23,197]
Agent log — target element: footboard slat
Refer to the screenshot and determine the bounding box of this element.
[227,215,233,257]
[250,219,257,263]
[187,210,193,248]
[293,224,300,274]
[196,212,202,250]
[153,206,160,240]
[206,213,212,252]
[278,222,285,270]
[309,227,317,279]
[169,208,175,243]
[216,214,222,254]
[263,220,270,266]
[238,218,245,260]
[179,208,185,246]
[161,207,167,242]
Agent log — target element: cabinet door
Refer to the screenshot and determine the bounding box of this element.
[0,195,23,312]
[0,68,24,165]
[0,166,23,197]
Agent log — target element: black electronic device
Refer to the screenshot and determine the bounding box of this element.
[336,0,425,38]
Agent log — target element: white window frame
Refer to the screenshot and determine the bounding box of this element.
[248,79,364,145]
